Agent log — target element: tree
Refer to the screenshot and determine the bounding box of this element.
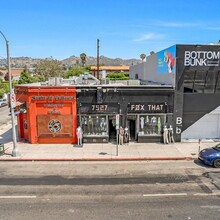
[0,88,5,98]
[150,51,155,55]
[65,66,86,78]
[18,69,37,84]
[34,57,65,81]
[0,81,10,98]
[80,53,87,67]
[140,53,146,62]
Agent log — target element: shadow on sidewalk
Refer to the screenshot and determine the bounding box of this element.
[0,127,13,144]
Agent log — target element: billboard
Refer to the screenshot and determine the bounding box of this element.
[157,45,176,74]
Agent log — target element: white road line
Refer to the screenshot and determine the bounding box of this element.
[143,193,220,197]
[143,193,187,197]
[0,195,37,199]
[193,193,220,196]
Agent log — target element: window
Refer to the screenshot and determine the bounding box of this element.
[214,71,220,93]
[80,115,108,136]
[193,71,206,93]
[184,71,195,93]
[204,72,216,93]
[184,71,219,94]
[139,114,166,136]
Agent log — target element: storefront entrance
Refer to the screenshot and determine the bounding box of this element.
[128,119,136,141]
[108,118,117,142]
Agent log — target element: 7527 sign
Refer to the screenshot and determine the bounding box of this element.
[91,104,108,112]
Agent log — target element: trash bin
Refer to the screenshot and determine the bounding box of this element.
[0,143,4,155]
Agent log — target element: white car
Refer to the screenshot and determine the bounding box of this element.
[0,99,7,107]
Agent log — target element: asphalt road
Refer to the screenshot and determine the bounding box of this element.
[0,105,11,126]
[0,161,219,220]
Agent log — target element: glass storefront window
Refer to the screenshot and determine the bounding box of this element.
[139,114,166,136]
[215,72,220,93]
[80,115,108,136]
[184,70,218,94]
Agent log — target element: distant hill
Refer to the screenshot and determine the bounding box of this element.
[0,55,141,69]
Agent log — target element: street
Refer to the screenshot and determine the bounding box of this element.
[0,105,10,127]
[0,161,219,220]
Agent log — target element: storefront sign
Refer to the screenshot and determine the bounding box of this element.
[48,109,61,114]
[127,103,167,113]
[80,103,119,114]
[44,103,64,107]
[175,117,182,134]
[31,96,74,101]
[92,104,108,111]
[184,51,220,67]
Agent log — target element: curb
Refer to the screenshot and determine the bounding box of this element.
[0,156,193,162]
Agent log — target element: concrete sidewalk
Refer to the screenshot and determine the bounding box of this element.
[0,122,219,161]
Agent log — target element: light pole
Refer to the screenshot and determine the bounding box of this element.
[0,31,18,157]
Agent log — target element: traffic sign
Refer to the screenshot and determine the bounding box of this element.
[116,114,119,129]
[10,93,16,108]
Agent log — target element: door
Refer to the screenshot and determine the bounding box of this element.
[128,119,136,141]
[108,119,116,142]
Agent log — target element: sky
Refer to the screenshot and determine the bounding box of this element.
[1,0,220,60]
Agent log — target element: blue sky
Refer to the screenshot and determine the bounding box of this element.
[1,0,220,60]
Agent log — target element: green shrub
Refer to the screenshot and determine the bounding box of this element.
[107,72,129,80]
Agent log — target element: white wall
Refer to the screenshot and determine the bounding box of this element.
[181,106,220,139]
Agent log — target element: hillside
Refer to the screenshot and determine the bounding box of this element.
[0,55,141,69]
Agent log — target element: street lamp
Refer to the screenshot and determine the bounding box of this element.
[0,31,18,157]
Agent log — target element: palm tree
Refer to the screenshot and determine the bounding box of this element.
[140,53,146,62]
[80,53,87,67]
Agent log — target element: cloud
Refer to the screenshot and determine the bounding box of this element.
[133,33,165,42]
[155,21,199,28]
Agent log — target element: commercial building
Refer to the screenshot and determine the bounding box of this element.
[15,85,77,144]
[15,82,173,144]
[77,84,174,143]
[130,44,220,141]
[15,44,220,144]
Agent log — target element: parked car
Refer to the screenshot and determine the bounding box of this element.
[198,143,220,168]
[0,102,7,107]
[0,98,7,107]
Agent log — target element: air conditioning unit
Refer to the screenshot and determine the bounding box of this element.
[48,77,62,86]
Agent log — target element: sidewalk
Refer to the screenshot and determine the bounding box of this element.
[0,123,219,161]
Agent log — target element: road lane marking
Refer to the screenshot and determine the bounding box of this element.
[193,193,220,196]
[143,193,220,197]
[0,195,37,199]
[143,193,187,197]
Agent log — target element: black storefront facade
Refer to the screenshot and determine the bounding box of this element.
[176,44,220,140]
[76,86,174,143]
[130,44,220,141]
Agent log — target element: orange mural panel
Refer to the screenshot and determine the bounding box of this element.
[37,115,73,138]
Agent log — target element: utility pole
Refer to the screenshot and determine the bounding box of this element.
[0,31,18,157]
[97,39,100,79]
